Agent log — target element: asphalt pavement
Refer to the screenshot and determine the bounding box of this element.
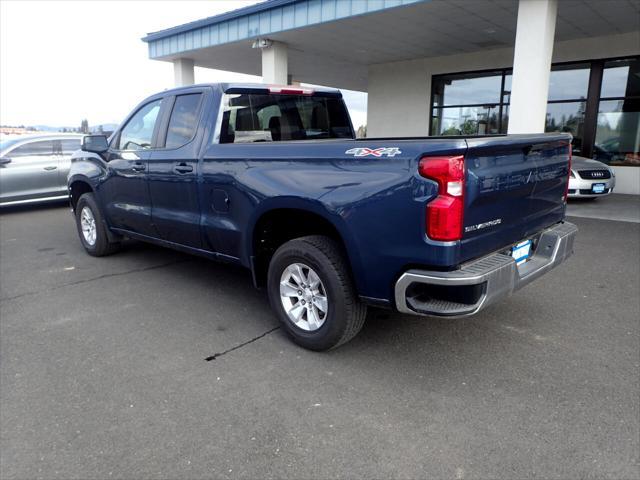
[1,203,638,479]
[567,194,640,223]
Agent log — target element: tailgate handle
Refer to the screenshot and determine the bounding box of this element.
[524,145,549,156]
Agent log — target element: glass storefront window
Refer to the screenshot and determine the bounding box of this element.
[431,71,506,135]
[547,65,590,101]
[432,72,502,107]
[502,68,590,103]
[594,99,640,166]
[544,102,587,154]
[594,58,640,165]
[430,56,640,165]
[600,59,640,98]
[432,106,500,135]
[545,102,587,135]
[544,66,589,153]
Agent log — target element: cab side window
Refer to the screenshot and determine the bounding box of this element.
[9,140,55,158]
[118,99,162,151]
[165,93,202,149]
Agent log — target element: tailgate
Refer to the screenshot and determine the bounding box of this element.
[460,134,571,262]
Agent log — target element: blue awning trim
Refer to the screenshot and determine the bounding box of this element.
[143,0,425,59]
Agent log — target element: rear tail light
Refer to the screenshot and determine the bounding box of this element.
[564,144,572,202]
[419,155,465,241]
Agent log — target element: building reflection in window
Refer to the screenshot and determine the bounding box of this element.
[430,56,639,167]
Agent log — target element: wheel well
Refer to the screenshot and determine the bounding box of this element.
[252,208,349,287]
[69,181,93,211]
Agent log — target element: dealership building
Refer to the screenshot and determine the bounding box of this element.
[142,0,640,194]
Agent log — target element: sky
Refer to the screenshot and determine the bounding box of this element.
[0,0,367,129]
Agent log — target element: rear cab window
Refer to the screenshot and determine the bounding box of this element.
[219,92,353,144]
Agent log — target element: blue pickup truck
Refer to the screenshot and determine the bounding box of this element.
[69,83,577,350]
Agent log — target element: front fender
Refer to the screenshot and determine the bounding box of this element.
[67,153,122,242]
[67,151,108,189]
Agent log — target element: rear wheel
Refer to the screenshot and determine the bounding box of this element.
[75,193,120,257]
[267,235,366,351]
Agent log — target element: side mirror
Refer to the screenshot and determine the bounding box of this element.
[0,157,11,165]
[81,135,109,154]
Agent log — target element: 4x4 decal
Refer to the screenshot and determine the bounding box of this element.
[345,147,402,157]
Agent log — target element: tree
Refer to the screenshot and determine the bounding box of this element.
[79,119,89,134]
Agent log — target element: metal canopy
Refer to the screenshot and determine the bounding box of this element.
[143,0,640,91]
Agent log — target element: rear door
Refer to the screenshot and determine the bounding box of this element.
[0,139,60,203]
[462,134,570,260]
[148,89,207,248]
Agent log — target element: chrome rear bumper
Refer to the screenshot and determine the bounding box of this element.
[395,221,578,317]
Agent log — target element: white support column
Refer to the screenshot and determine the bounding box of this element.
[261,41,288,85]
[507,0,558,134]
[173,58,195,87]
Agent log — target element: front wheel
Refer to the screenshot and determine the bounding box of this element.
[267,235,367,351]
[75,193,120,257]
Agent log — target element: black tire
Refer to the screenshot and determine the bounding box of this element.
[75,193,120,257]
[267,235,367,351]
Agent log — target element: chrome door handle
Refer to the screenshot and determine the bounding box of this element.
[131,162,146,172]
[43,166,57,171]
[173,163,193,174]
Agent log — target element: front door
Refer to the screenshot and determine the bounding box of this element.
[100,98,163,236]
[148,91,206,249]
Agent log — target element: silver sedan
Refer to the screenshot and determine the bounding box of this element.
[568,156,616,199]
[0,134,83,207]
